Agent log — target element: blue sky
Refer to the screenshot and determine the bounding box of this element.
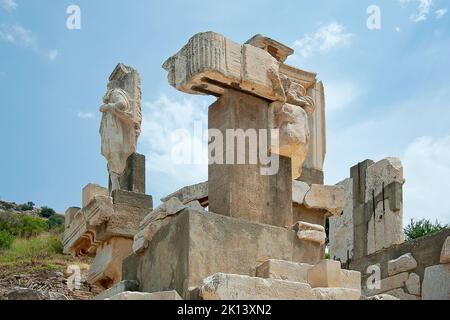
[0,0,449,225]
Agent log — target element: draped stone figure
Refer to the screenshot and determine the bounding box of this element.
[99,64,142,192]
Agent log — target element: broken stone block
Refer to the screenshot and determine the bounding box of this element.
[123,209,321,299]
[245,34,294,63]
[200,273,316,300]
[312,288,360,300]
[269,102,310,179]
[87,237,134,289]
[388,253,418,276]
[297,230,326,245]
[163,32,285,102]
[440,236,450,264]
[292,221,325,233]
[341,270,361,291]
[106,291,182,300]
[384,288,420,300]
[307,260,342,288]
[365,157,404,202]
[161,181,208,206]
[304,184,345,216]
[422,264,450,300]
[292,180,310,205]
[94,280,139,300]
[365,294,399,300]
[255,259,312,283]
[364,272,409,296]
[82,184,108,208]
[405,273,421,296]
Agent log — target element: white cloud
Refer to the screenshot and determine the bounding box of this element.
[400,0,433,22]
[395,26,402,33]
[47,49,58,61]
[1,0,17,12]
[403,136,450,224]
[77,112,95,119]
[140,94,211,205]
[0,24,58,61]
[325,81,362,113]
[293,22,353,58]
[0,24,35,47]
[435,8,448,19]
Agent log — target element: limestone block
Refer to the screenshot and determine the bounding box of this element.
[384,288,420,300]
[87,237,134,289]
[365,157,404,202]
[364,272,409,296]
[297,230,326,245]
[82,184,108,208]
[292,221,325,233]
[64,207,80,229]
[292,180,310,205]
[269,102,310,179]
[388,253,418,276]
[94,280,139,300]
[405,273,421,296]
[200,273,316,300]
[163,32,285,102]
[107,291,182,300]
[256,259,313,283]
[440,236,450,264]
[312,288,360,300]
[422,264,450,300]
[245,34,294,63]
[304,185,345,216]
[161,181,208,206]
[329,178,353,263]
[307,260,342,288]
[341,270,361,291]
[125,209,322,299]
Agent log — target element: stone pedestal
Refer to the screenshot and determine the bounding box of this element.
[123,208,326,299]
[208,89,293,227]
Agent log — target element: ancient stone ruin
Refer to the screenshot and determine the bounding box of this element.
[62,32,450,300]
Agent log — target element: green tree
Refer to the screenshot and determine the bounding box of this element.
[18,201,35,211]
[18,215,48,239]
[404,219,449,241]
[39,206,56,218]
[47,214,65,231]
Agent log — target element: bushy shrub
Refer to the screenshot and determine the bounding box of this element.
[48,214,65,232]
[18,201,35,211]
[17,215,48,239]
[0,230,15,250]
[404,219,449,241]
[39,206,56,218]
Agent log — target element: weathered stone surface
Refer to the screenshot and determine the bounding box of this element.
[364,272,409,296]
[125,209,322,299]
[112,189,153,209]
[312,288,360,300]
[405,273,421,296]
[117,153,146,194]
[385,288,420,300]
[388,253,418,276]
[269,102,309,179]
[245,34,294,63]
[307,260,342,288]
[304,184,345,216]
[292,221,325,233]
[422,264,450,300]
[161,181,208,206]
[82,184,108,208]
[292,180,310,205]
[256,259,312,283]
[200,273,316,300]
[208,90,293,228]
[440,236,450,264]
[297,230,326,245]
[87,237,133,289]
[341,270,361,291]
[280,75,315,113]
[7,288,46,300]
[100,63,142,192]
[329,178,354,263]
[163,32,285,102]
[365,158,404,202]
[107,291,182,300]
[94,280,139,300]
